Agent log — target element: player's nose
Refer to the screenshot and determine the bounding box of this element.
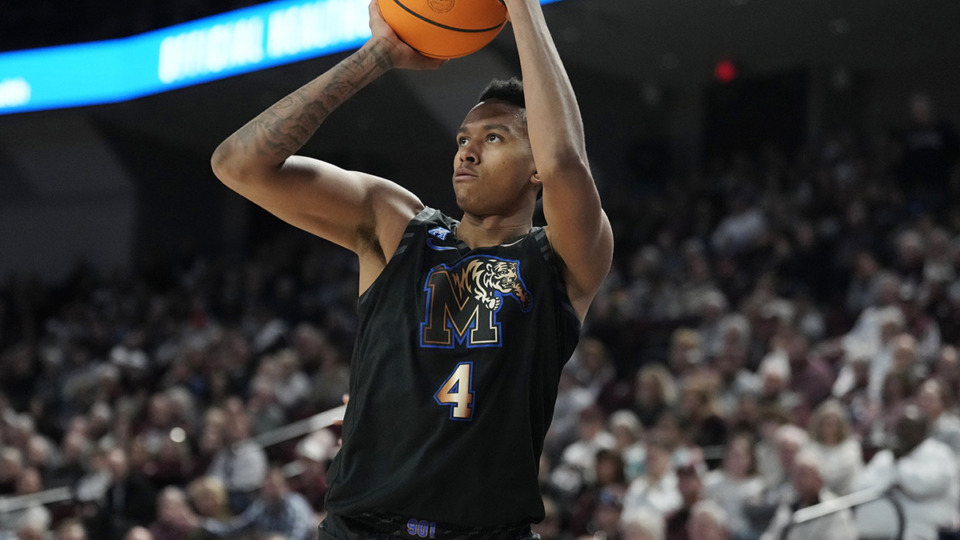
[457,140,479,163]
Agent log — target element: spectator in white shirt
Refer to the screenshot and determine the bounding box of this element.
[624,438,682,519]
[855,405,960,539]
[806,399,863,495]
[761,449,857,540]
[916,377,960,456]
[205,409,267,513]
[703,434,763,539]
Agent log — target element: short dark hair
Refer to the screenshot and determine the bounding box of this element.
[477,77,525,109]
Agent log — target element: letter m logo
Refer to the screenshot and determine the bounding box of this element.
[419,256,532,349]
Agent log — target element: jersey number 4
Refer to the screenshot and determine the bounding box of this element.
[434,362,474,420]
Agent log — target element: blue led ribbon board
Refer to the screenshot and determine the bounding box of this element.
[0,0,562,115]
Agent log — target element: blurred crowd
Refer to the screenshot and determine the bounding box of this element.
[1,73,960,540]
[0,228,356,540]
[532,92,960,540]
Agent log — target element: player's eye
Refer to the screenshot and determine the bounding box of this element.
[486,133,502,142]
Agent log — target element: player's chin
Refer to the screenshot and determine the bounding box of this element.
[453,195,474,214]
[454,195,487,216]
[452,184,472,204]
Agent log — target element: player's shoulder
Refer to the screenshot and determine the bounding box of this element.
[365,177,424,235]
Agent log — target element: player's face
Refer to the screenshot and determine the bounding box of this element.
[452,100,538,216]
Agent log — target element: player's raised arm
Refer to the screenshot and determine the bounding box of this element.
[503,0,614,321]
[210,1,441,290]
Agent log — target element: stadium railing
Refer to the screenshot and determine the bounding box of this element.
[779,486,905,540]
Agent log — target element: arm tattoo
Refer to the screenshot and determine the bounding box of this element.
[240,41,396,159]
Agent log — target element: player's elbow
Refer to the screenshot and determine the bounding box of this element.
[211,140,235,182]
[211,138,254,189]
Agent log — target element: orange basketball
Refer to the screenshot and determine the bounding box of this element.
[377,0,508,59]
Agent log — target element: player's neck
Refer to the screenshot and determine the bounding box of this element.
[456,214,533,249]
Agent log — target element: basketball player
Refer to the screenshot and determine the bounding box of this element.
[210,0,613,537]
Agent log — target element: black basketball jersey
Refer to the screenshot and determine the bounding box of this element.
[324,206,581,532]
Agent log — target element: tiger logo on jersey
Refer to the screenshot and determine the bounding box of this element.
[420,255,533,348]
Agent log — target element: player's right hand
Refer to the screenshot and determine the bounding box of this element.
[367,0,446,70]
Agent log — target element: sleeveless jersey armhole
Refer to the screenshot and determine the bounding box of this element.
[359,206,438,306]
[532,227,582,331]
